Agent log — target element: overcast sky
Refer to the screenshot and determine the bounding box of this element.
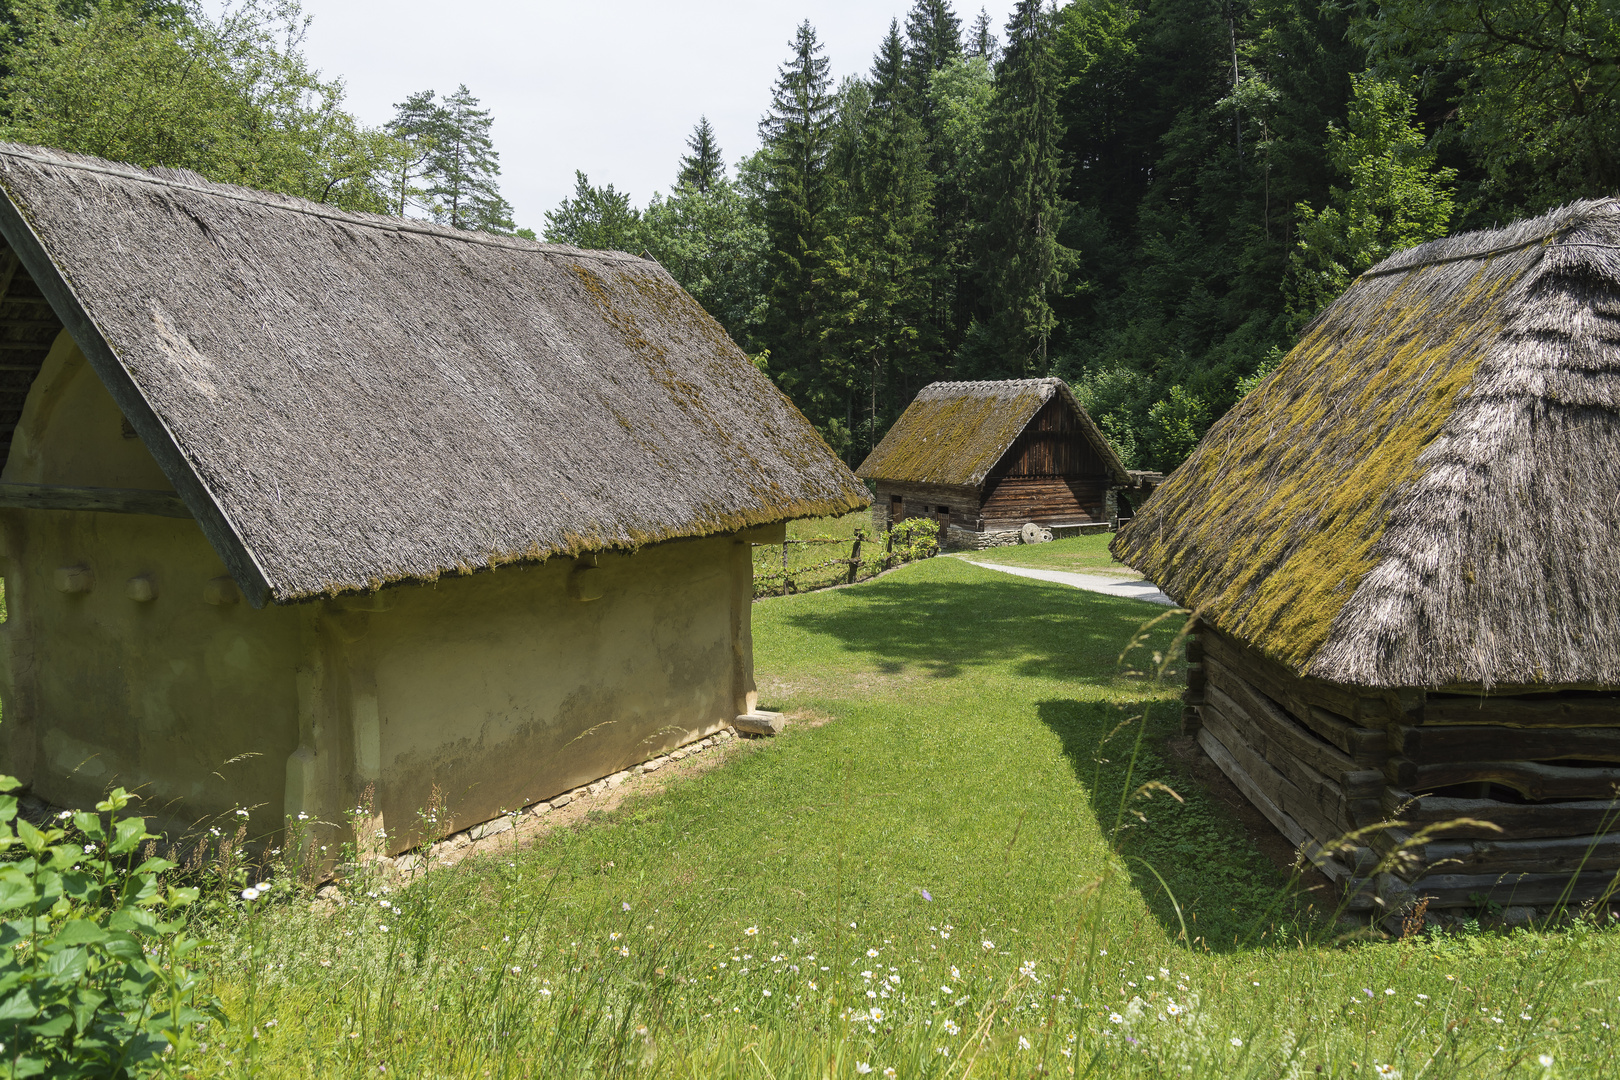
[277,1,1023,232]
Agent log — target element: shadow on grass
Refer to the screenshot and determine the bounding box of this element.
[780,562,1169,682]
[1037,696,1301,953]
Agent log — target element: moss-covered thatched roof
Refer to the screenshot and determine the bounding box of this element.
[855,378,1128,488]
[0,145,868,606]
[1113,198,1620,690]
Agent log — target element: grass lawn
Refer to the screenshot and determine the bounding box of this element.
[957,532,1142,579]
[189,558,1619,1078]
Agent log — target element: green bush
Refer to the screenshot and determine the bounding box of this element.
[0,778,220,1077]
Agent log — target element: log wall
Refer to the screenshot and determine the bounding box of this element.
[1189,622,1620,916]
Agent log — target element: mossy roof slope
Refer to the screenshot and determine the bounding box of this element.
[855,378,1128,488]
[1113,198,1620,690]
[0,145,868,606]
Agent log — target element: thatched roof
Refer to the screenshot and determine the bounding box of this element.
[0,144,867,606]
[855,378,1128,487]
[1113,197,1620,691]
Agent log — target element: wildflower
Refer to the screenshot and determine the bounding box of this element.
[941,985,952,994]
[1417,994,1429,1000]
[241,887,261,901]
[319,960,331,968]
[1363,989,1374,999]
[1376,1067,1399,1078]
[867,948,880,958]
[1231,1037,1243,1047]
[856,1065,872,1075]
[1167,1003,1183,1016]
[850,922,857,928]
[745,926,759,936]
[1099,949,1107,955]
[210,827,222,837]
[378,924,389,932]
[1018,1036,1031,1051]
[887,974,900,985]
[937,1047,950,1056]
[808,981,817,991]
[622,902,631,911]
[618,946,630,957]
[1539,1055,1554,1067]
[762,989,771,997]
[884,1069,897,1079]
[867,990,877,999]
[256,881,270,891]
[235,808,249,817]
[982,940,994,951]
[862,971,874,980]
[539,988,552,998]
[870,1008,884,1021]
[1109,1013,1123,1024]
[56,811,71,820]
[610,932,621,941]
[1521,1013,1532,1020]
[943,1019,960,1036]
[1384,988,1395,996]
[511,966,521,974]
[297,811,310,821]
[83,844,96,854]
[1252,981,1260,986]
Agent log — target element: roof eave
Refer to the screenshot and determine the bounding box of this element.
[0,185,276,608]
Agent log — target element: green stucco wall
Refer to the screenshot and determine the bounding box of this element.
[0,332,760,850]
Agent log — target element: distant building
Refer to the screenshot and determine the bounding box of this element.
[0,144,867,848]
[856,378,1152,549]
[1116,198,1620,921]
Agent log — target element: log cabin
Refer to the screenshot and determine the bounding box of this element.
[0,144,868,849]
[855,378,1145,549]
[1114,198,1620,922]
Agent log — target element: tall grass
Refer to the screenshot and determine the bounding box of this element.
[176,558,1618,1077]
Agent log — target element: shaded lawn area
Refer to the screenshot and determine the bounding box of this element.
[190,558,1620,1078]
[958,532,1142,578]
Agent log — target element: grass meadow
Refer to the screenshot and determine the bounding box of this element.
[959,533,1142,578]
[181,557,1619,1078]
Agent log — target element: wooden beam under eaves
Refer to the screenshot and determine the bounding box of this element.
[0,482,192,518]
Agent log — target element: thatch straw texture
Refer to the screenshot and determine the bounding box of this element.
[0,145,867,604]
[855,378,1127,487]
[1114,198,1620,690]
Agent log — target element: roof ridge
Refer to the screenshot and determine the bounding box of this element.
[0,144,643,265]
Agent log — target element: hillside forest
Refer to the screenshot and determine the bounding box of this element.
[1,0,1617,470]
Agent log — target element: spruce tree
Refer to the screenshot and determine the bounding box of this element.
[677,116,725,192]
[968,8,998,61]
[902,0,963,98]
[974,0,1071,375]
[757,21,842,449]
[427,84,516,234]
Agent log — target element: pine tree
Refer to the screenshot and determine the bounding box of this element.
[385,89,447,217]
[967,8,999,61]
[677,116,725,192]
[757,21,843,449]
[426,84,515,234]
[974,0,1072,375]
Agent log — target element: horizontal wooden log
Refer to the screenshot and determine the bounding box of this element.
[1393,869,1619,909]
[1204,660,1381,796]
[1423,695,1620,729]
[0,482,191,518]
[1416,833,1620,878]
[1393,723,1620,763]
[1201,652,1387,767]
[1387,757,1620,801]
[1196,725,1375,897]
[1381,787,1620,840]
[1201,699,1353,845]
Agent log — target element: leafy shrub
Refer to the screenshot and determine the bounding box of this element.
[887,516,939,561]
[0,778,220,1077]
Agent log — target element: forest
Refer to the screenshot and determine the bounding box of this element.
[1,0,1616,469]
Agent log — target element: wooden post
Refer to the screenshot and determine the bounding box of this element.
[847,530,863,584]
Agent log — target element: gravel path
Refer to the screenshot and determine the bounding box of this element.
[962,560,1175,605]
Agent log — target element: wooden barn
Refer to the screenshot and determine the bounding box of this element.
[1114,198,1620,921]
[856,378,1148,549]
[0,144,867,847]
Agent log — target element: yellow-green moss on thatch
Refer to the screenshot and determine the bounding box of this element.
[856,378,1128,488]
[1114,198,1620,689]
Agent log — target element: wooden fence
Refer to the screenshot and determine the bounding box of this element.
[752,518,940,597]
